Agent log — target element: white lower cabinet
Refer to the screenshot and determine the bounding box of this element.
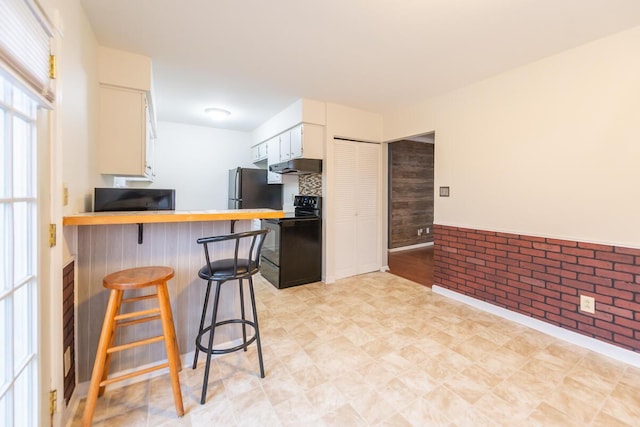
[98,85,154,179]
[333,140,381,280]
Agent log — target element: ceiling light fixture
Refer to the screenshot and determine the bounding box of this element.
[205,107,231,120]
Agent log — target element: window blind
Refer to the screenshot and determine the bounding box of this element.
[0,0,55,102]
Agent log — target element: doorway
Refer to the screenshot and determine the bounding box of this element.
[387,132,435,287]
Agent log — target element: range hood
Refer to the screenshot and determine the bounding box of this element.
[269,158,322,175]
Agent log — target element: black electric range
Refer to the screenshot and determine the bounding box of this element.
[260,196,321,288]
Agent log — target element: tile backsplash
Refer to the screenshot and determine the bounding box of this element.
[299,174,322,196]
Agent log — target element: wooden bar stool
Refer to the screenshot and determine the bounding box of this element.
[82,266,184,426]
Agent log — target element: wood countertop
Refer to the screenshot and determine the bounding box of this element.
[62,209,285,226]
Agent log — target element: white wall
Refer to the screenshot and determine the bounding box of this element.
[383,25,640,248]
[148,121,254,210]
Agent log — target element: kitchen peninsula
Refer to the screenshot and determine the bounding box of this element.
[63,209,284,386]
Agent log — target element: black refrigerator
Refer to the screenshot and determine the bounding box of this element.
[228,167,283,209]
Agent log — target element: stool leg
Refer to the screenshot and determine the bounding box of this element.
[201,281,222,404]
[157,283,185,417]
[98,291,124,397]
[238,279,247,351]
[193,280,213,369]
[248,276,265,378]
[82,289,123,427]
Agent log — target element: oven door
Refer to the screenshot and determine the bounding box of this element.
[261,219,280,266]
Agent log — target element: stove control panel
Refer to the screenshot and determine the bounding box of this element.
[293,195,321,209]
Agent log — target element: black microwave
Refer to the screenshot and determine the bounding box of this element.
[94,188,176,212]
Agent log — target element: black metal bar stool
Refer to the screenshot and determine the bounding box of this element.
[193,229,269,404]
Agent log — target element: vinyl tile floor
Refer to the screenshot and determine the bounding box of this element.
[71,272,640,426]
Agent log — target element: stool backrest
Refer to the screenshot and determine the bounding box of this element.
[197,229,269,279]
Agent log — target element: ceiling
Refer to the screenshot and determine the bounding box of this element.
[80,0,640,132]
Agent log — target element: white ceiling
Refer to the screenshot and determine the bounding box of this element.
[80,0,640,132]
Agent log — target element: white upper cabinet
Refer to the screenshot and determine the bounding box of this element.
[251,142,268,163]
[267,137,282,183]
[279,123,323,162]
[98,86,155,179]
[97,47,157,179]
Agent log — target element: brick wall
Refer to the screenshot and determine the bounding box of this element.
[433,224,640,352]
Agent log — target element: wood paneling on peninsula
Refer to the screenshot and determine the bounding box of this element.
[389,140,434,249]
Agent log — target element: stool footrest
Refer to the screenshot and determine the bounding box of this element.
[114,307,161,321]
[99,362,170,387]
[117,314,161,328]
[195,319,258,355]
[122,293,158,304]
[107,335,164,354]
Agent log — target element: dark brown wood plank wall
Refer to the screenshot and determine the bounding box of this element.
[63,261,75,405]
[389,140,434,249]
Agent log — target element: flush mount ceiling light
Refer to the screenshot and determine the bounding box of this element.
[205,107,231,120]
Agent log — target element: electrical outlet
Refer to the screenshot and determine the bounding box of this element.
[580,295,595,314]
[426,227,430,234]
[417,228,423,236]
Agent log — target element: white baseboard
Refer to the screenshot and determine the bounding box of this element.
[380,265,390,272]
[432,285,640,368]
[388,242,434,253]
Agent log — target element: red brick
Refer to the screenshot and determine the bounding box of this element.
[486,287,507,299]
[577,323,612,340]
[476,253,497,263]
[612,334,639,351]
[466,257,486,266]
[485,274,507,285]
[596,251,634,264]
[595,320,634,337]
[486,261,508,271]
[592,310,615,323]
[595,285,634,301]
[486,235,508,244]
[563,247,595,258]
[562,309,595,325]
[476,241,497,249]
[613,280,639,292]
[486,248,507,258]
[506,279,533,292]
[496,256,520,267]
[494,269,519,281]
[538,287,562,299]
[533,257,561,269]
[597,304,634,319]
[533,242,561,252]
[578,242,613,252]
[466,232,487,241]
[467,270,486,279]
[596,269,634,283]
[519,262,546,274]
[496,244,520,253]
[547,238,577,247]
[508,265,533,277]
[546,267,577,280]
[496,283,522,295]
[496,296,517,310]
[442,246,459,254]
[521,235,546,243]
[546,297,577,311]
[614,264,640,275]
[547,282,578,295]
[546,312,577,329]
[476,291,497,301]
[578,274,612,287]
[614,299,640,314]
[520,290,545,302]
[520,248,546,258]
[532,271,560,284]
[561,278,595,292]
[477,229,497,236]
[477,265,497,275]
[532,301,561,315]
[614,246,640,256]
[520,276,546,287]
[548,252,577,263]
[508,239,533,248]
[562,263,594,275]
[578,258,613,269]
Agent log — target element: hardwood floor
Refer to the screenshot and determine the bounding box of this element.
[387,245,434,287]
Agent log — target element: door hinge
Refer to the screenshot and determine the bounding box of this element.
[49,389,57,415]
[49,224,56,247]
[49,54,57,79]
